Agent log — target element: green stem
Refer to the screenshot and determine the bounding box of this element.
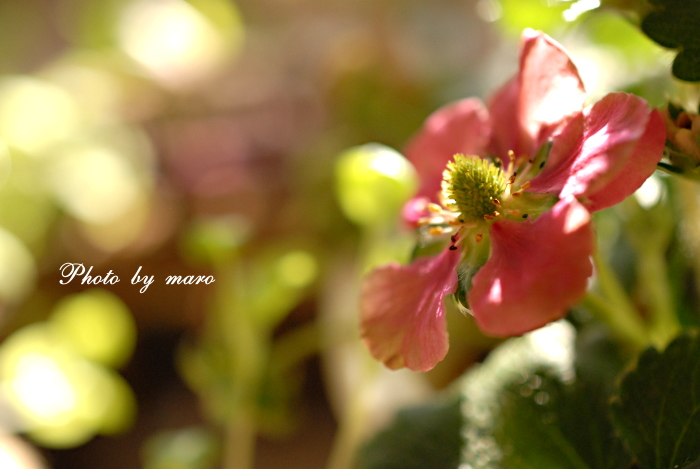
[580,292,647,350]
[585,253,648,349]
[217,266,262,469]
[269,322,319,373]
[222,413,257,469]
[637,249,681,348]
[325,356,379,469]
[325,390,366,469]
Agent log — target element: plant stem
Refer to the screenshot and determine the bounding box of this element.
[585,253,649,349]
[223,413,257,469]
[580,292,647,350]
[325,356,379,469]
[218,265,262,469]
[637,249,680,348]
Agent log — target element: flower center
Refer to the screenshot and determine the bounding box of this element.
[415,150,556,251]
[441,155,506,223]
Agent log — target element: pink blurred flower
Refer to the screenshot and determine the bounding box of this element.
[360,30,665,372]
[661,105,700,162]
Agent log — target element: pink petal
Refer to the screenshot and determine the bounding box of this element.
[468,197,593,337]
[487,76,522,159]
[360,248,460,371]
[405,98,490,201]
[584,109,666,212]
[402,197,431,227]
[488,30,586,159]
[529,93,654,201]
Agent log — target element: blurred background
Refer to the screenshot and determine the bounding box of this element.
[0,0,681,468]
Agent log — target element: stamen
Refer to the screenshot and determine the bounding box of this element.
[484,214,495,221]
[429,227,444,236]
[520,181,531,190]
[428,203,442,213]
[505,209,521,217]
[522,214,529,219]
[492,199,501,206]
[449,245,458,251]
[475,233,483,243]
[449,226,465,247]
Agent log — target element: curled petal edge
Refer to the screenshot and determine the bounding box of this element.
[529,93,656,202]
[584,108,666,212]
[488,29,586,159]
[360,248,460,371]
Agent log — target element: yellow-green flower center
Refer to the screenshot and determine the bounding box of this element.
[441,155,506,223]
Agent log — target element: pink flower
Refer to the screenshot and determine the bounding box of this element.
[661,105,700,162]
[360,30,665,372]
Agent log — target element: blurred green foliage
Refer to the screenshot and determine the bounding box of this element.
[178,224,321,448]
[50,289,137,367]
[0,0,693,467]
[496,0,571,35]
[142,427,220,469]
[0,289,137,448]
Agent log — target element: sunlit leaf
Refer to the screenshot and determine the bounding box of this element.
[50,289,137,368]
[181,215,251,267]
[496,0,569,36]
[0,227,36,305]
[45,140,142,224]
[97,371,137,435]
[460,322,633,468]
[117,0,243,88]
[0,323,136,448]
[0,77,82,155]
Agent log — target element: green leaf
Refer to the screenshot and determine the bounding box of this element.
[610,331,700,469]
[142,427,219,469]
[493,370,590,469]
[460,322,633,468]
[354,396,462,469]
[496,0,569,36]
[556,326,634,469]
[640,1,700,81]
[673,47,700,82]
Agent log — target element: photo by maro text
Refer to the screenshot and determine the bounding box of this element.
[59,262,216,293]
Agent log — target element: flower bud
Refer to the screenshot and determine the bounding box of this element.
[335,144,418,227]
[662,103,700,162]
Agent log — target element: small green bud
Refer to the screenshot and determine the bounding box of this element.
[335,144,417,227]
